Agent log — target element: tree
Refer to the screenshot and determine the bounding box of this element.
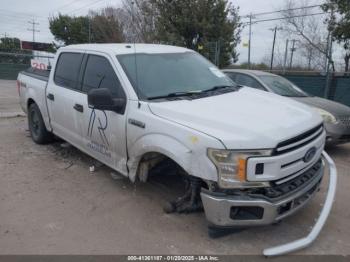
[49,14,90,45]
[149,0,241,67]
[322,0,350,72]
[89,7,125,43]
[121,0,157,42]
[280,0,329,71]
[0,37,21,49]
[0,37,31,64]
[49,10,125,45]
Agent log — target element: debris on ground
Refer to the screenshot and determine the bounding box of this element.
[110,172,124,180]
[60,142,71,149]
[89,160,104,174]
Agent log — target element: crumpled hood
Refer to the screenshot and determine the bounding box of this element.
[148,87,323,149]
[292,96,350,116]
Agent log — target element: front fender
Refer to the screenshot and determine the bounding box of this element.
[127,133,192,182]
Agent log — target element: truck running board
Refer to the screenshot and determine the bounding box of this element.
[263,151,337,256]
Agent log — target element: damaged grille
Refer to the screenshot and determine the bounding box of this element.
[249,159,323,201]
[274,124,324,155]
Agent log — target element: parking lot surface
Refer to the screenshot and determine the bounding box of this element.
[0,80,349,255]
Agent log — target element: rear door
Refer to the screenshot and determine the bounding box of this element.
[46,52,86,146]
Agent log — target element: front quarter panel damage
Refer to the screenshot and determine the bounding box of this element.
[126,100,223,183]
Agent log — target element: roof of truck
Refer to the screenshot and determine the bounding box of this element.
[60,43,191,55]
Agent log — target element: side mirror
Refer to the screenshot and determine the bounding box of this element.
[88,88,126,114]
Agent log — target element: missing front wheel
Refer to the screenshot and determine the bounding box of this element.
[163,176,203,214]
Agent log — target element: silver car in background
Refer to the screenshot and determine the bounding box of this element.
[223,69,350,145]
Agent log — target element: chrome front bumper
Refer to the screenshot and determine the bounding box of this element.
[201,151,337,256]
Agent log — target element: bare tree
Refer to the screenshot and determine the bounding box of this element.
[280,0,330,71]
[89,7,125,43]
[121,0,157,43]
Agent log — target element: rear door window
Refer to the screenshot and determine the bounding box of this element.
[235,74,265,90]
[54,52,84,90]
[82,55,125,98]
[225,72,237,82]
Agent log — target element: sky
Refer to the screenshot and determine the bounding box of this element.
[0,0,343,67]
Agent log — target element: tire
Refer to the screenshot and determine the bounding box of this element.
[28,103,53,144]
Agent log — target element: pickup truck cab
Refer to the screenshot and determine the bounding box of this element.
[17,44,337,255]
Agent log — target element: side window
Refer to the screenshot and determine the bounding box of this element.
[54,52,84,90]
[225,72,237,82]
[236,74,265,90]
[82,55,125,98]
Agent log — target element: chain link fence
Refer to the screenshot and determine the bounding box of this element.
[278,71,350,107]
[1,49,349,107]
[0,50,54,80]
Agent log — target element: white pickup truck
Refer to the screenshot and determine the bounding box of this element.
[17,44,337,256]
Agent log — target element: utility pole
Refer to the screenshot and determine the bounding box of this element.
[289,39,297,69]
[324,7,334,99]
[27,18,40,43]
[1,32,9,38]
[248,13,252,69]
[269,26,282,71]
[283,39,289,74]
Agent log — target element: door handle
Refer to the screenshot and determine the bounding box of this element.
[47,93,54,101]
[73,103,84,113]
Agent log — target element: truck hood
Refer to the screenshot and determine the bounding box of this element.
[292,96,350,116]
[148,87,323,149]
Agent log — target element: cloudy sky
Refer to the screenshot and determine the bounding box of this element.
[0,0,342,66]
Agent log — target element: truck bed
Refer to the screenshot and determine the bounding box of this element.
[20,68,50,82]
[18,68,51,131]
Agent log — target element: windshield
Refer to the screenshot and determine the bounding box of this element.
[117,52,235,99]
[259,75,308,97]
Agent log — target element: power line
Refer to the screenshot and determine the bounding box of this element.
[50,0,89,13]
[0,12,48,23]
[241,4,322,18]
[0,9,47,19]
[0,16,51,32]
[0,11,48,19]
[65,0,107,15]
[242,12,327,26]
[1,32,10,38]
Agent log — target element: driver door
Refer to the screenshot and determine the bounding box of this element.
[79,53,128,174]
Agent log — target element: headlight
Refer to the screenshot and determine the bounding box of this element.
[314,107,337,124]
[207,149,272,188]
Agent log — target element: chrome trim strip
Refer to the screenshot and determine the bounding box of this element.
[277,127,323,152]
[263,151,337,256]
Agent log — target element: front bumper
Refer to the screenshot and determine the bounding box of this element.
[201,160,324,227]
[201,151,337,256]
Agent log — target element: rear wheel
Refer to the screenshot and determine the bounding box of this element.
[28,103,53,144]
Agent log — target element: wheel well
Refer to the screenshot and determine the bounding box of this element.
[27,98,35,109]
[136,152,187,182]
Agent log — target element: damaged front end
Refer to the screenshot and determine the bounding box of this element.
[200,151,337,256]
